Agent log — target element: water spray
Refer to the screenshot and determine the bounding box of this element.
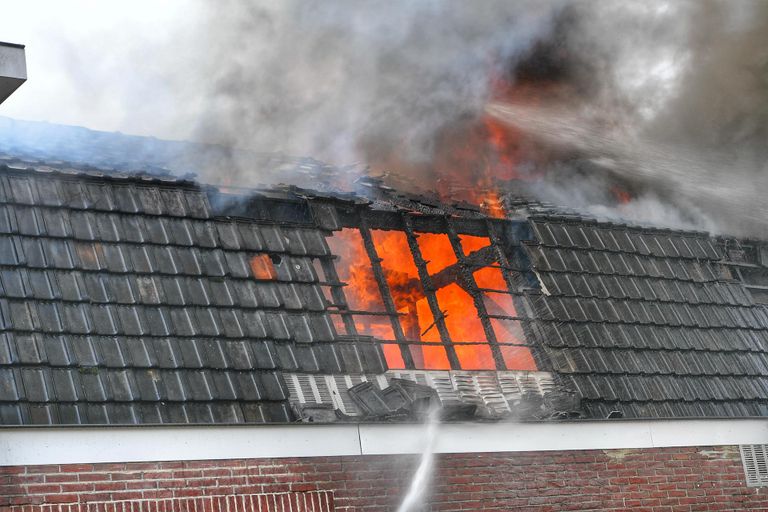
[397,407,441,512]
[486,101,768,236]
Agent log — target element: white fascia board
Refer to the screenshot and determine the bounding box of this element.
[1,419,767,467]
[359,419,768,455]
[0,424,361,467]
[0,43,27,105]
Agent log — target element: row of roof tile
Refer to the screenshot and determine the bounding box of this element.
[0,172,210,218]
[539,323,768,353]
[527,245,725,282]
[0,300,336,342]
[0,400,293,425]
[0,366,288,403]
[0,206,330,256]
[537,271,752,306]
[0,333,385,375]
[550,346,768,376]
[0,236,323,283]
[532,295,767,329]
[584,399,768,419]
[0,270,326,310]
[530,219,720,260]
[568,374,768,402]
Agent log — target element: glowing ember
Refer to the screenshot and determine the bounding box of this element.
[611,185,632,204]
[250,254,277,280]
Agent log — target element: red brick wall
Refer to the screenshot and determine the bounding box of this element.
[2,446,766,511]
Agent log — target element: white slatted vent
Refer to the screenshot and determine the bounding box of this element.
[740,445,768,487]
[285,371,556,417]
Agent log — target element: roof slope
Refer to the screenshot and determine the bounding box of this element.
[0,167,384,424]
[1,130,768,424]
[524,215,768,418]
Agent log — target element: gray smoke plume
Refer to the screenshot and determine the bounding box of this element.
[516,0,768,237]
[192,0,563,179]
[187,0,768,236]
[7,1,766,235]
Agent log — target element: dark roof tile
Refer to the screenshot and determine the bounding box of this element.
[161,371,186,401]
[21,367,51,401]
[35,178,63,207]
[0,236,19,265]
[260,226,287,252]
[122,337,154,367]
[167,219,194,246]
[7,176,36,204]
[221,309,248,339]
[0,368,20,400]
[223,252,251,278]
[236,223,264,251]
[241,310,269,338]
[135,186,163,216]
[85,183,116,212]
[50,369,79,401]
[215,222,241,250]
[233,372,262,400]
[159,189,187,217]
[259,372,288,401]
[274,343,298,371]
[200,249,225,276]
[182,190,210,219]
[249,340,278,369]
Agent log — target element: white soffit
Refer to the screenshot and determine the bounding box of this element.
[2,419,768,466]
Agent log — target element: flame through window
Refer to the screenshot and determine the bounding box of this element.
[327,227,536,372]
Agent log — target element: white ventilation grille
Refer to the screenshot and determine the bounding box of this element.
[388,370,555,414]
[285,371,556,417]
[740,445,768,487]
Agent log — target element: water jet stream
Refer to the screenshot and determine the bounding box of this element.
[486,101,768,236]
[397,409,440,512]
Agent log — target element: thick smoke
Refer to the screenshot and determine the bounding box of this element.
[9,1,762,235]
[190,0,768,236]
[486,0,768,237]
[192,1,562,178]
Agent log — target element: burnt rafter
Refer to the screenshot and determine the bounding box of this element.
[429,245,498,291]
[383,244,500,312]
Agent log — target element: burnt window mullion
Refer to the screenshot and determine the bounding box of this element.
[402,215,460,369]
[357,216,415,368]
[486,220,525,296]
[487,219,548,370]
[445,220,506,370]
[320,254,358,336]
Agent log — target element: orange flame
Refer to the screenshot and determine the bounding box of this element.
[327,228,537,371]
[611,185,632,204]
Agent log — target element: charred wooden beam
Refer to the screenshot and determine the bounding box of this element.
[444,220,506,370]
[358,214,415,368]
[402,215,460,369]
[429,245,498,291]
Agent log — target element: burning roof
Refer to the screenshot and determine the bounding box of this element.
[0,134,767,425]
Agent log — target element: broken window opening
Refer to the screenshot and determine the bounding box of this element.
[327,220,539,372]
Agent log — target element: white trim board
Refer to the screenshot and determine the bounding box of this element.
[1,419,767,467]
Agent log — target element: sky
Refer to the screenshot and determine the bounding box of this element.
[0,1,204,140]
